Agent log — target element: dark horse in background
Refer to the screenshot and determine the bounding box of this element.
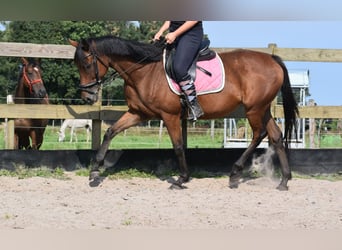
[70,36,298,190]
[14,57,49,149]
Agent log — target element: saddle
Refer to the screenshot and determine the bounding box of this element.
[164,39,216,82]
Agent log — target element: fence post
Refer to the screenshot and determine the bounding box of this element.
[5,119,15,149]
[308,99,317,148]
[91,88,102,150]
[5,95,15,149]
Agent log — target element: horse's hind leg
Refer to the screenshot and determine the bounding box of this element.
[89,111,144,182]
[265,115,291,191]
[229,110,267,189]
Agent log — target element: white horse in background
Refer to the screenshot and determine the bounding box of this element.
[58,119,92,142]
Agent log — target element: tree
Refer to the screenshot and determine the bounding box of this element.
[0,21,163,104]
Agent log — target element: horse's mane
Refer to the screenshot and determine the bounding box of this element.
[82,35,164,63]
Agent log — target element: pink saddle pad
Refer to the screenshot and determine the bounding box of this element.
[165,52,225,95]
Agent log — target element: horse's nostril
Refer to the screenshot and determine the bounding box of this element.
[85,97,94,104]
[39,90,46,98]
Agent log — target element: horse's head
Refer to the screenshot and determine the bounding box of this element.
[57,130,65,142]
[18,57,47,102]
[69,39,110,104]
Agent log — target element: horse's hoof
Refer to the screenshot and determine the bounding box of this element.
[89,170,100,181]
[276,184,289,191]
[169,183,187,190]
[229,175,240,189]
[89,171,102,187]
[229,181,239,189]
[89,178,102,187]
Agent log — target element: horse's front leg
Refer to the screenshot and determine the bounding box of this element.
[70,126,75,143]
[34,129,45,150]
[89,111,144,181]
[29,130,38,150]
[163,117,189,189]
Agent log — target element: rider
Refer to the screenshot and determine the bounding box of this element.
[154,21,204,121]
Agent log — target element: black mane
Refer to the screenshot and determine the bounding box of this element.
[83,35,164,63]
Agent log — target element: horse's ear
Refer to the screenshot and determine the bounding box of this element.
[69,39,79,48]
[80,38,90,51]
[21,57,28,65]
[34,58,41,66]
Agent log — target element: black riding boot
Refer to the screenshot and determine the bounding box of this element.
[179,77,204,121]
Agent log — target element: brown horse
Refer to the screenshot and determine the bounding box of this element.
[70,36,298,190]
[14,57,49,149]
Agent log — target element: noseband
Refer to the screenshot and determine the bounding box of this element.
[22,64,43,94]
[78,50,112,96]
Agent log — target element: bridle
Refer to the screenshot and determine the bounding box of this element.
[78,42,166,96]
[21,63,43,94]
[78,50,109,96]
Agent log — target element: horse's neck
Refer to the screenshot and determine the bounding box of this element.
[60,120,72,132]
[113,60,157,86]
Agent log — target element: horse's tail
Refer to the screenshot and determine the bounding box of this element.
[272,55,299,149]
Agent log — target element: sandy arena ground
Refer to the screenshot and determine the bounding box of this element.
[0,172,341,230]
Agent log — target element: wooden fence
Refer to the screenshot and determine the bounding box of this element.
[1,42,342,149]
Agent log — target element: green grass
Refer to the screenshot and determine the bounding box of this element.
[318,134,342,148]
[292,172,342,181]
[0,124,225,150]
[2,123,342,150]
[0,166,68,179]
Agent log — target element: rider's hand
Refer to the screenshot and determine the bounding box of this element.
[154,31,163,41]
[165,32,177,44]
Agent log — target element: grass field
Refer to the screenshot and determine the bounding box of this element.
[0,123,225,150]
[1,122,342,150]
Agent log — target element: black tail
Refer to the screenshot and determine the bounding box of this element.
[272,55,299,149]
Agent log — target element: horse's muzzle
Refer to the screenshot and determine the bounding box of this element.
[37,89,47,99]
[82,91,98,104]
[79,81,101,104]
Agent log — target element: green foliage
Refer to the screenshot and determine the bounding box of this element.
[107,168,156,180]
[0,21,162,104]
[0,166,67,179]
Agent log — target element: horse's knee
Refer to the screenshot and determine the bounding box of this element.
[104,127,115,140]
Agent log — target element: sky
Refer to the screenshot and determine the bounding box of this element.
[203,21,342,106]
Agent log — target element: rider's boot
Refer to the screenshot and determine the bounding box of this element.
[179,76,204,121]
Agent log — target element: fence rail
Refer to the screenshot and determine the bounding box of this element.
[2,42,342,62]
[1,42,342,149]
[2,104,342,120]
